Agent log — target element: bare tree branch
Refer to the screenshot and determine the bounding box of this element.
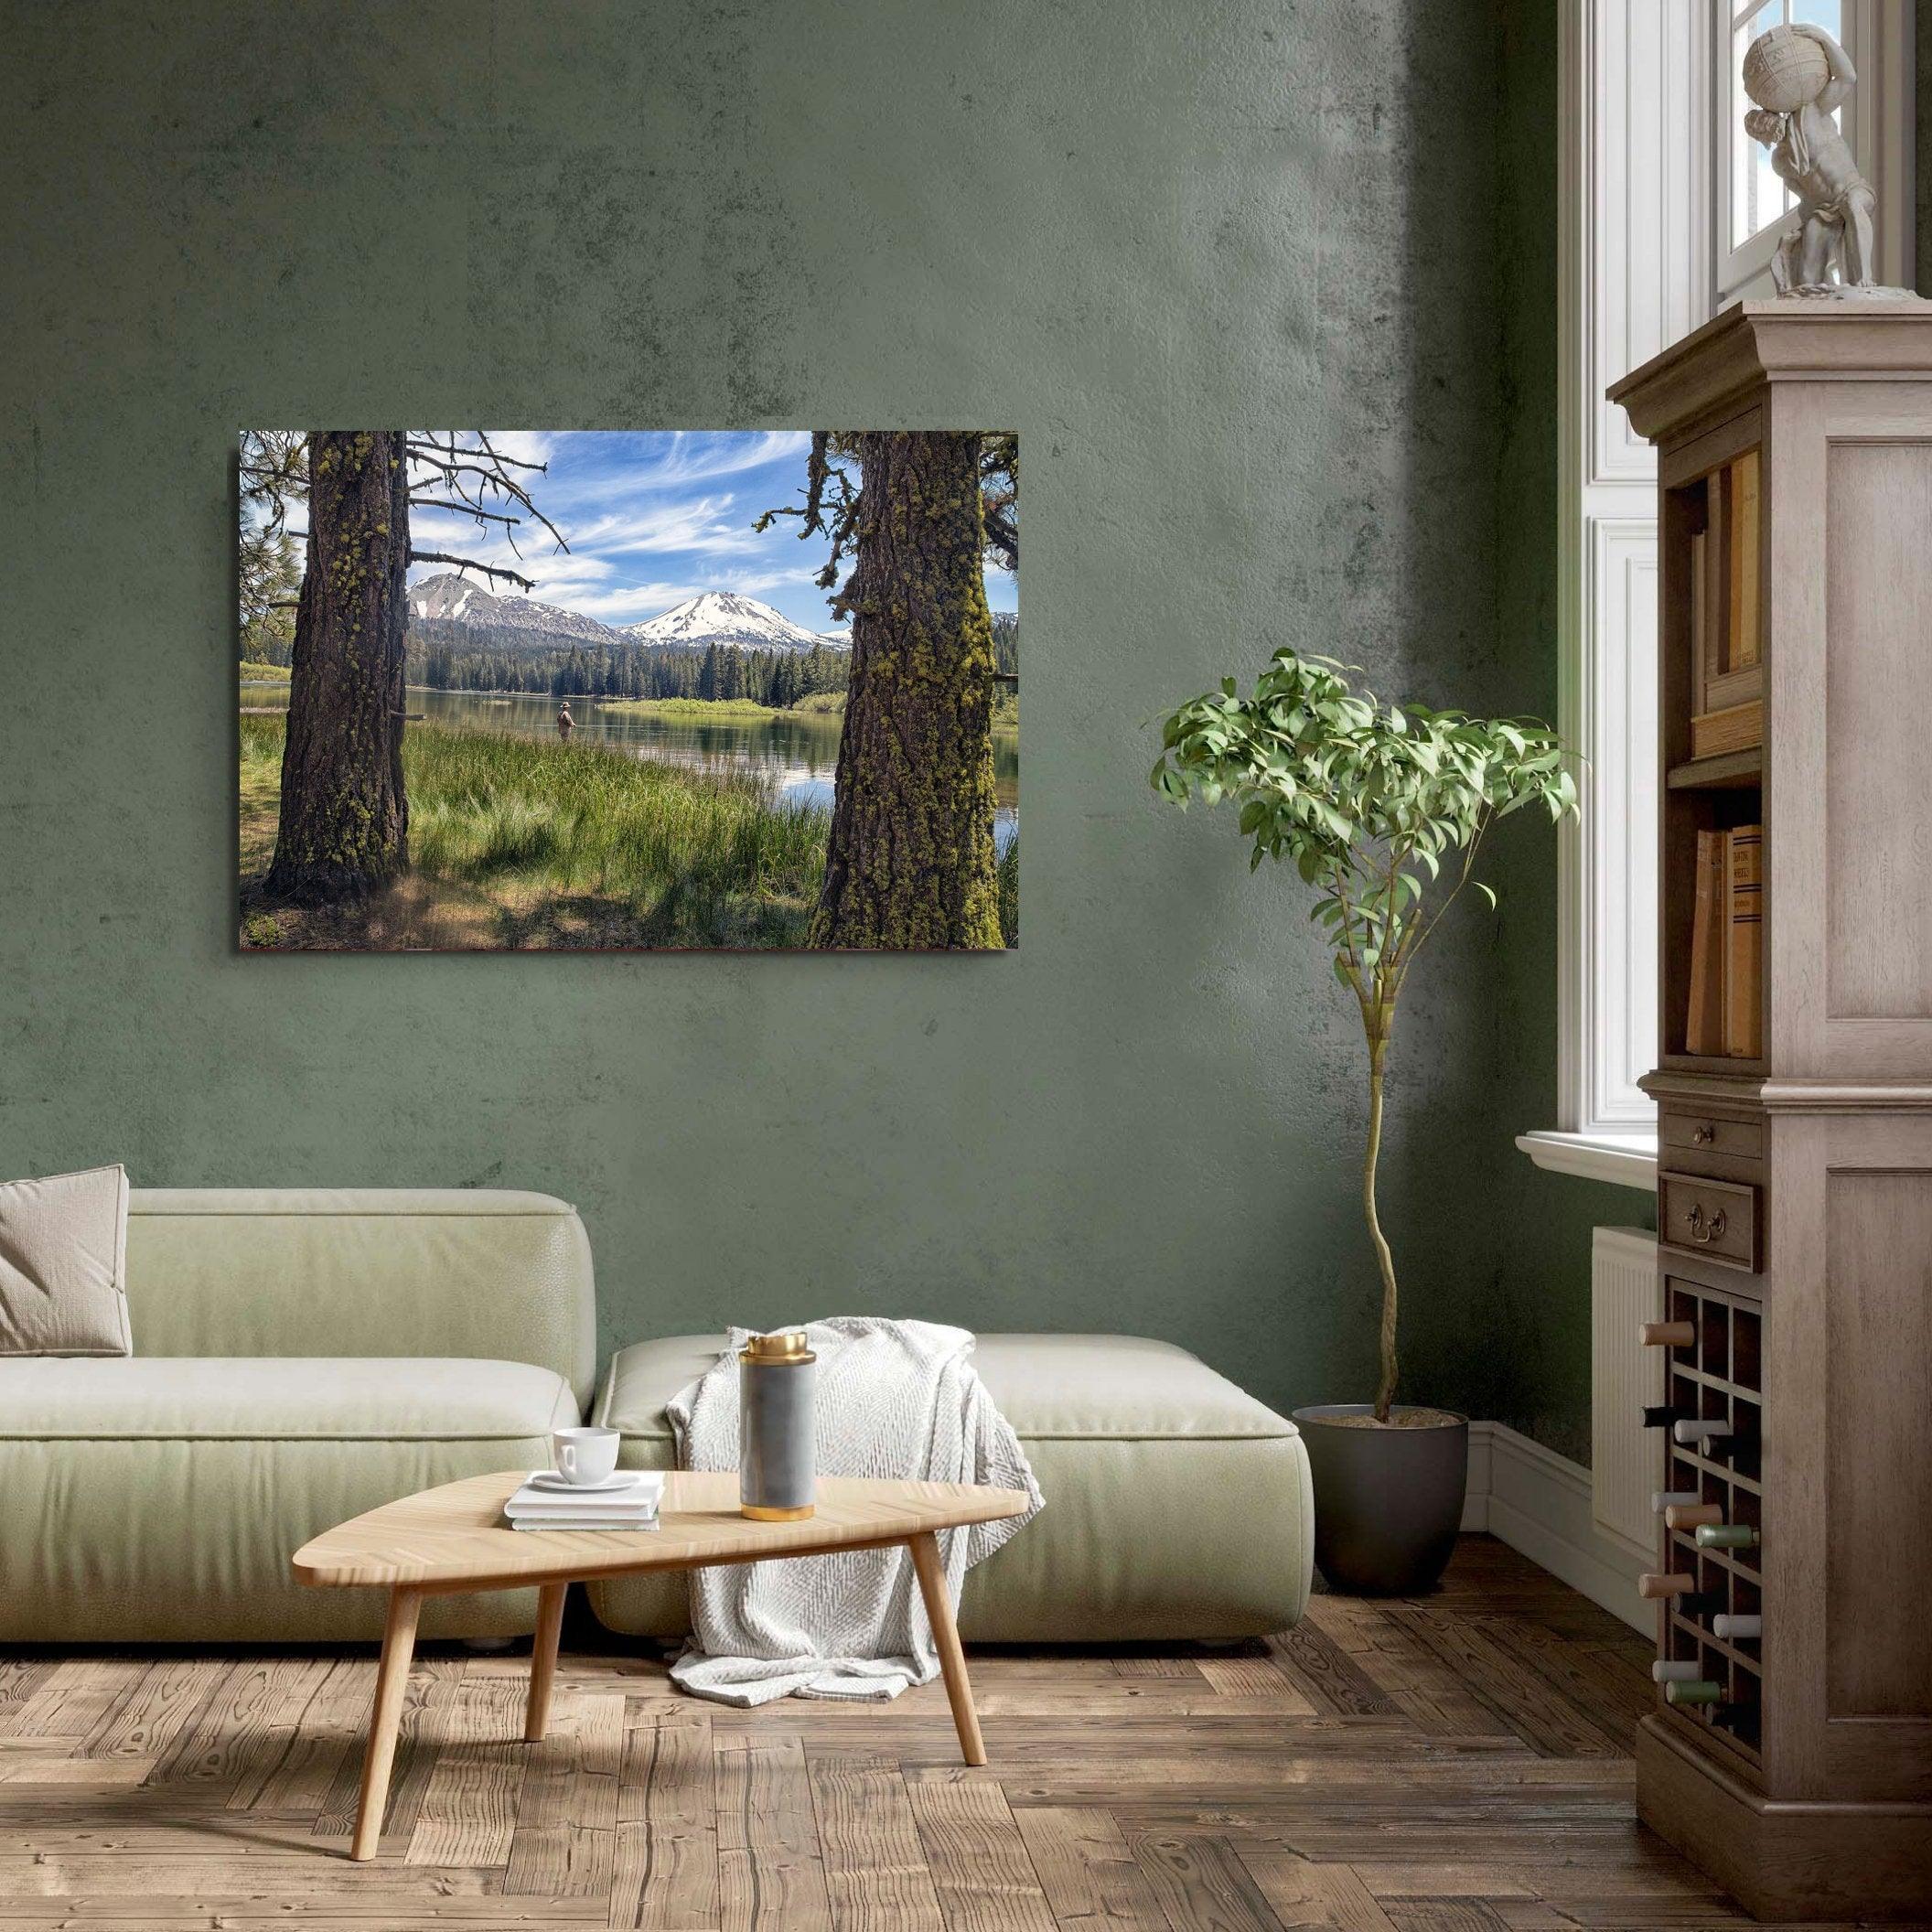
[404,436,549,474]
[982,500,1018,571]
[405,548,535,590]
[403,432,569,558]
[410,499,522,528]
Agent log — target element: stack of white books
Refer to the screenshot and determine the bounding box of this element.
[503,1469,665,1532]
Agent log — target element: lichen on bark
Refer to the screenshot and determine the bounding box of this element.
[810,432,1004,950]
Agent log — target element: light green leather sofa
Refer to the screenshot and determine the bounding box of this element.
[585,1332,1314,1641]
[0,1189,595,1643]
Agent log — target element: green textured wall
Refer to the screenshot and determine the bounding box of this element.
[1,2,1598,1438]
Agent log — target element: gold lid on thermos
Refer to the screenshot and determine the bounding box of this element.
[741,1330,815,1366]
[739,1330,818,1520]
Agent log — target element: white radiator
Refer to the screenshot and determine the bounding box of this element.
[1592,1225,1661,1559]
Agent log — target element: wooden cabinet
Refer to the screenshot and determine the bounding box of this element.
[1614,301,1932,1921]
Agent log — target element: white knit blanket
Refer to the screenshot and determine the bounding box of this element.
[666,1318,1043,1705]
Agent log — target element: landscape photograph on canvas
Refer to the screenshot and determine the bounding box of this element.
[237,431,1018,950]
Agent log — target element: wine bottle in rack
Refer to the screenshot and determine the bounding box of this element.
[1673,1417,1733,1446]
[1666,1503,1724,1530]
[1640,1575,1726,1615]
[1639,1320,1696,1347]
[1712,1613,1763,1641]
[1639,1572,1696,1600]
[1652,1659,1705,1683]
[1643,1404,1695,1430]
[1652,1488,1701,1512]
[1664,1680,1726,1707]
[1695,1523,1760,1551]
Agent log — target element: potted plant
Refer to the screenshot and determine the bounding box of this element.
[1152,649,1575,1593]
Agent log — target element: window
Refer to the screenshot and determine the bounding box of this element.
[1526,0,1911,1193]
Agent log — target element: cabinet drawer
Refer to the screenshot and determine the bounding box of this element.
[1658,1170,1759,1272]
[1660,1110,1765,1164]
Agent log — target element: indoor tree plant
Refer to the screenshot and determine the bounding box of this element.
[1152,649,1576,1592]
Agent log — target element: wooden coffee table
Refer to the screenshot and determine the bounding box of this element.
[292,1468,1031,1860]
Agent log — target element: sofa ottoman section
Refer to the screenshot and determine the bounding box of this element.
[584,1333,1314,1643]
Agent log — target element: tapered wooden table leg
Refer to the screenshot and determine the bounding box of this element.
[525,1581,568,1742]
[908,1530,984,1766]
[350,1584,423,1861]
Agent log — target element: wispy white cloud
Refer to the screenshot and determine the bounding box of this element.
[568,493,772,559]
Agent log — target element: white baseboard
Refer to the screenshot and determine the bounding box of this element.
[1460,1421,1650,1634]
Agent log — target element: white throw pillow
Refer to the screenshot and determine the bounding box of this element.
[0,1165,132,1357]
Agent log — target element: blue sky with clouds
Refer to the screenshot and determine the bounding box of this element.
[404,432,1015,632]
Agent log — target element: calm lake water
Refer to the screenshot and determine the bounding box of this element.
[242,683,1020,849]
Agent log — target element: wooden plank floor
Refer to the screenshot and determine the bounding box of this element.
[0,1539,1871,1930]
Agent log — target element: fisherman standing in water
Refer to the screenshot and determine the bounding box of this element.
[556,703,574,742]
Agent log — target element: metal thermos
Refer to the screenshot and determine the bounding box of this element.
[739,1330,817,1520]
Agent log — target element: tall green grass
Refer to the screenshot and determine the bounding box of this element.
[240,714,828,947]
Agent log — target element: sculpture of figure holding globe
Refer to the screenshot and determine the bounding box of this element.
[1742,23,1877,295]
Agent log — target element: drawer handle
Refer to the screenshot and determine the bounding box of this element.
[1691,1122,1716,1145]
[1686,1203,1728,1245]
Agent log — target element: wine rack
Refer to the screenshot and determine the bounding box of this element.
[1615,301,1932,1921]
[1655,1280,1761,1764]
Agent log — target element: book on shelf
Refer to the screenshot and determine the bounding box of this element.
[1689,699,1762,761]
[1690,529,1709,703]
[1724,824,1763,1058]
[1686,452,1762,751]
[1686,831,1725,1055]
[1682,824,1762,1059]
[1730,449,1761,671]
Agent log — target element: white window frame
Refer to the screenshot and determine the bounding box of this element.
[1714,0,1915,306]
[1524,0,1915,1194]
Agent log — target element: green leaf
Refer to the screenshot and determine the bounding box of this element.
[1475,881,1497,909]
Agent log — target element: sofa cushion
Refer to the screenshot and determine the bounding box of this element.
[0,1357,577,1441]
[0,1357,580,1644]
[0,1165,131,1358]
[123,1190,597,1411]
[595,1332,1297,1444]
[587,1332,1311,1642]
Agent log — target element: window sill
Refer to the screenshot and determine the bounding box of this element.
[1515,1130,1658,1191]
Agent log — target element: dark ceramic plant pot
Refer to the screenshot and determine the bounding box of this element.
[1291,1403,1468,1594]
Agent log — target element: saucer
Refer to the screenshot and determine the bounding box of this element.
[526,1470,651,1495]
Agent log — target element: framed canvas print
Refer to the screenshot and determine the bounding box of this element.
[238,432,1017,951]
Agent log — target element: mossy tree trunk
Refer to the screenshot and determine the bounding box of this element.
[810,431,1004,950]
[264,432,411,905]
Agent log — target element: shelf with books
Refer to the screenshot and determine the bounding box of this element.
[1659,445,1764,1072]
[1659,791,1763,1068]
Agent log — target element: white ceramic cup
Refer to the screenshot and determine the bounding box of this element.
[550,1425,620,1487]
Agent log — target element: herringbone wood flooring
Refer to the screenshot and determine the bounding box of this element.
[0,1539,1854,1930]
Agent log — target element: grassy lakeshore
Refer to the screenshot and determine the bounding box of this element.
[599,696,782,721]
[239,714,828,949]
[239,660,292,682]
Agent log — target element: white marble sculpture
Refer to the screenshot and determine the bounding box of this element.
[1741,23,1910,299]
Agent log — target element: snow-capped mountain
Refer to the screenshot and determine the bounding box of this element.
[407,574,849,656]
[625,592,826,655]
[817,626,852,647]
[406,574,616,647]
